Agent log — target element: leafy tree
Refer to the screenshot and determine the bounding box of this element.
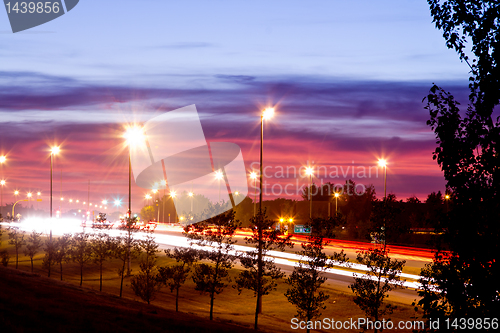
[235,209,293,330]
[8,228,26,269]
[54,233,72,280]
[70,232,92,286]
[0,250,9,266]
[23,230,43,273]
[91,232,113,291]
[42,237,57,277]
[184,207,239,320]
[158,247,199,312]
[131,234,162,304]
[349,248,405,332]
[415,0,500,325]
[113,235,141,297]
[285,217,348,333]
[406,196,421,204]
[140,205,155,222]
[118,216,139,276]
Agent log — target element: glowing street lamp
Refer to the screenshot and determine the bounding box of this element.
[145,194,152,206]
[334,192,340,216]
[259,108,274,215]
[27,192,32,212]
[444,193,450,212]
[305,167,314,219]
[215,170,224,202]
[49,146,60,239]
[188,191,193,212]
[124,125,145,218]
[378,159,387,200]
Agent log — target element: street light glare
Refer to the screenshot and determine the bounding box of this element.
[51,146,60,155]
[0,156,6,163]
[14,190,19,195]
[102,200,108,205]
[262,107,275,120]
[27,192,32,198]
[0,180,5,186]
[114,199,121,206]
[445,194,450,200]
[378,159,387,167]
[188,192,193,197]
[305,167,314,176]
[170,191,176,198]
[250,172,257,179]
[152,189,158,194]
[124,126,145,146]
[37,192,41,195]
[215,170,224,180]
[334,192,340,198]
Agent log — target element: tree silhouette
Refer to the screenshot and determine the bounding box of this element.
[285,217,347,333]
[8,228,26,269]
[349,248,405,333]
[91,232,113,291]
[235,209,293,330]
[131,234,162,304]
[417,0,500,323]
[70,232,92,287]
[24,230,43,273]
[158,247,199,312]
[185,207,239,320]
[54,233,72,281]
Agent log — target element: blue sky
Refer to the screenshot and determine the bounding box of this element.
[0,0,472,211]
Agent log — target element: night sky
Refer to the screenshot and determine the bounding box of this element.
[0,1,471,213]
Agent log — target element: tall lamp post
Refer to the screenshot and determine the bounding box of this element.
[188,191,193,213]
[305,167,314,219]
[27,192,32,213]
[124,126,145,219]
[0,180,5,219]
[170,191,176,222]
[50,146,60,240]
[152,189,158,221]
[250,172,257,217]
[378,159,387,200]
[334,192,339,216]
[255,107,274,322]
[259,108,274,213]
[378,158,388,250]
[0,155,5,219]
[215,170,223,203]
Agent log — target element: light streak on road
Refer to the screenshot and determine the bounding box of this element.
[4,219,426,290]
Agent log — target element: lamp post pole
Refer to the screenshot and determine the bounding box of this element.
[0,180,4,220]
[128,153,131,219]
[50,152,54,239]
[309,173,312,219]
